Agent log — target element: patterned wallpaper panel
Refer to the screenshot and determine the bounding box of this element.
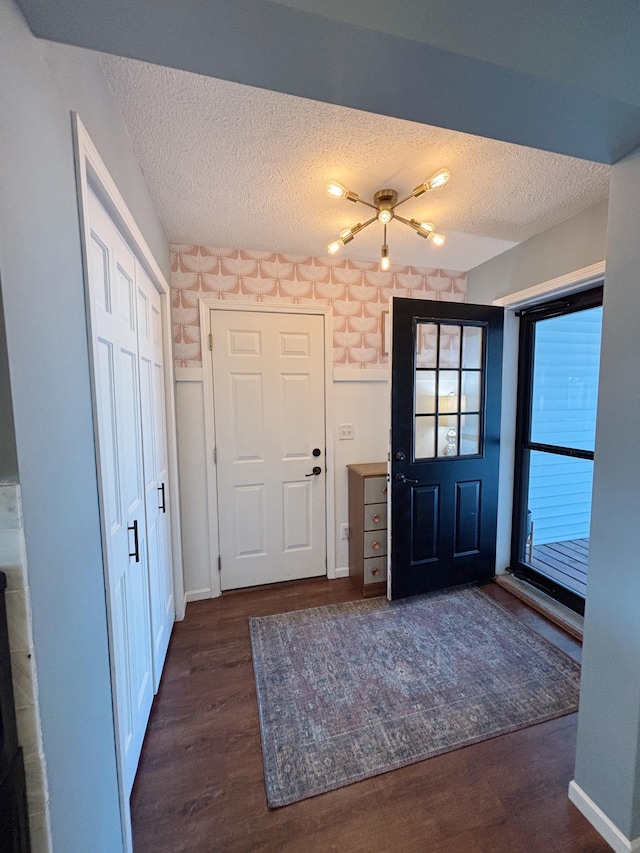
[170,245,467,369]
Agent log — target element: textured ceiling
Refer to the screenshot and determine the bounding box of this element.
[99,54,611,271]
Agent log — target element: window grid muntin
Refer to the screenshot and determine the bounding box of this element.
[414,320,484,460]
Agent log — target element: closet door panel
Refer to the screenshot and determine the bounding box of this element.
[86,189,154,796]
[136,268,174,689]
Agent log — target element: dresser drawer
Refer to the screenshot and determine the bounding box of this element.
[364,556,386,585]
[364,475,388,505]
[364,502,387,531]
[347,462,387,598]
[364,529,386,558]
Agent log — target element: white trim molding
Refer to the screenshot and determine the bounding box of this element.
[569,781,640,853]
[185,588,213,604]
[175,367,204,382]
[493,260,605,309]
[333,368,389,382]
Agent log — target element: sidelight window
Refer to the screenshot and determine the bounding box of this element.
[511,285,603,614]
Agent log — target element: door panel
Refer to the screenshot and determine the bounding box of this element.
[282,480,312,550]
[136,266,175,690]
[211,310,326,590]
[390,297,503,600]
[455,480,481,555]
[87,190,153,795]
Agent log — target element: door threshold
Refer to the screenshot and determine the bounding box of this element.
[495,574,584,641]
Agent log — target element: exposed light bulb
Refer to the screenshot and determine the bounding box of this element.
[412,168,451,197]
[380,244,390,272]
[326,180,359,202]
[430,233,446,247]
[418,221,435,235]
[326,180,348,198]
[378,209,393,225]
[426,168,450,190]
[328,228,357,255]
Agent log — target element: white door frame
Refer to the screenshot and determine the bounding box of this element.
[73,114,185,853]
[200,299,336,598]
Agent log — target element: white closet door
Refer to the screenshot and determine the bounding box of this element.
[136,265,174,690]
[86,189,154,795]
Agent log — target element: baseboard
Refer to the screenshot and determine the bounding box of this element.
[185,588,212,603]
[569,781,640,852]
[334,566,349,579]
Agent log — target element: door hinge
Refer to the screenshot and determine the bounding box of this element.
[218,555,222,572]
[208,332,213,350]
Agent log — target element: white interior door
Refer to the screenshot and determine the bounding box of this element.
[87,189,154,794]
[211,309,327,590]
[136,266,174,689]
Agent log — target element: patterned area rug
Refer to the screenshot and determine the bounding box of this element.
[249,586,581,808]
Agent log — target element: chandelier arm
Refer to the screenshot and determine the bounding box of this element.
[348,215,377,237]
[390,192,417,210]
[358,215,378,231]
[354,198,379,212]
[393,213,417,230]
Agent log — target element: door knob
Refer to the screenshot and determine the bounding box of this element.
[394,450,406,461]
[305,466,322,477]
[395,472,419,485]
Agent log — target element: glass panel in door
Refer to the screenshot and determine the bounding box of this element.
[414,322,484,460]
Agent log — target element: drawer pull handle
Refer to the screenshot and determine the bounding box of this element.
[371,567,380,577]
[372,540,381,550]
[383,486,388,495]
[372,513,381,523]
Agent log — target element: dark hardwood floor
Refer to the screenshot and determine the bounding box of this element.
[131,578,608,853]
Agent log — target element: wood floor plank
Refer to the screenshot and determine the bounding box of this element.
[531,538,589,596]
[533,550,587,578]
[131,578,607,853]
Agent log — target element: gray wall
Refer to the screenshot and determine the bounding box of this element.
[574,146,640,840]
[0,1,168,849]
[466,199,608,304]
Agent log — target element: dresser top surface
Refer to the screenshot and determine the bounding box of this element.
[346,462,387,477]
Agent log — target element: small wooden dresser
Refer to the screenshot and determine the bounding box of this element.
[347,462,388,598]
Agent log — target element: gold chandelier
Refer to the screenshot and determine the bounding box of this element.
[325,168,450,271]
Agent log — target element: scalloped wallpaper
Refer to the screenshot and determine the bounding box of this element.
[170,245,466,369]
